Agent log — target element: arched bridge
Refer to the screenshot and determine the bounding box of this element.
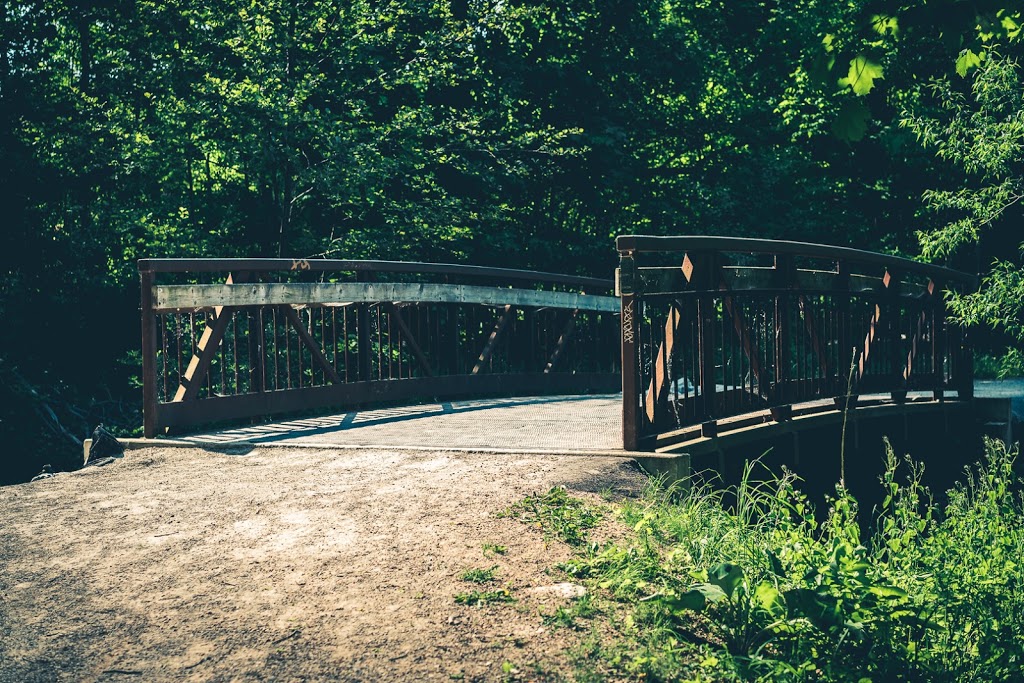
[138,237,980,459]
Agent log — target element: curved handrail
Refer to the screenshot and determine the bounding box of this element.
[616,234,974,450]
[138,256,621,438]
[138,258,612,291]
[616,235,976,287]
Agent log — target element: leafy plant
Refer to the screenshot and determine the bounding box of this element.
[460,566,499,584]
[482,543,508,557]
[454,589,516,606]
[499,486,603,547]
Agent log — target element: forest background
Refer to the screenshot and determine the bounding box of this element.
[1,0,1022,484]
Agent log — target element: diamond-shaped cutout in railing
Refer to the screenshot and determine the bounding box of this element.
[681,253,694,282]
[883,269,892,289]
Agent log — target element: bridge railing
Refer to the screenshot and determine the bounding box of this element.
[140,258,620,438]
[616,236,977,451]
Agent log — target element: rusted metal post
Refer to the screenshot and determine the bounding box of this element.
[140,264,159,438]
[619,250,640,451]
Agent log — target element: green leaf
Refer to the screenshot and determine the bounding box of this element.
[955,49,983,77]
[871,15,898,37]
[753,581,785,615]
[832,98,871,142]
[671,584,726,612]
[867,584,908,599]
[785,588,843,630]
[708,563,745,599]
[839,55,884,96]
[1002,14,1022,40]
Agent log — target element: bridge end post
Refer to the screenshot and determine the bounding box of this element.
[139,263,159,439]
[618,250,641,451]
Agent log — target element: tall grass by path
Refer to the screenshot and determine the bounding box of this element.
[509,438,1024,682]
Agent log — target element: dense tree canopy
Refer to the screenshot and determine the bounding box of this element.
[0,0,1021,481]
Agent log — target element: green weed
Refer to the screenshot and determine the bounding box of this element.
[460,566,499,583]
[500,486,603,546]
[454,588,516,606]
[482,543,508,557]
[540,594,596,630]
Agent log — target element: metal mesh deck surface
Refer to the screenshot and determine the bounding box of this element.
[178,394,623,451]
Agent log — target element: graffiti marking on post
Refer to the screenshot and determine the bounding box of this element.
[622,300,635,344]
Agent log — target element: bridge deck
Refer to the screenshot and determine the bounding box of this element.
[170,381,1024,455]
[177,394,624,453]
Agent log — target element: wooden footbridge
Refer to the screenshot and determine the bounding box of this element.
[139,236,977,456]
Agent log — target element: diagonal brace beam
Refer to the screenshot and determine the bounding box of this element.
[722,296,767,395]
[544,310,578,373]
[904,280,936,380]
[472,305,514,375]
[173,272,248,403]
[645,304,683,422]
[857,304,882,380]
[281,305,341,385]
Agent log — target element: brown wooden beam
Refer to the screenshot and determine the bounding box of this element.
[644,303,682,422]
[472,305,514,375]
[620,252,641,451]
[281,305,341,385]
[172,272,248,403]
[544,310,578,373]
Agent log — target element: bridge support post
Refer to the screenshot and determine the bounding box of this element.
[955,325,975,399]
[619,251,641,451]
[140,266,159,439]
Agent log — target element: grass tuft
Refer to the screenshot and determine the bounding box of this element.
[459,566,499,583]
[499,486,603,546]
[454,588,516,606]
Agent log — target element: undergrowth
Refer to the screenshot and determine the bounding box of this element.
[511,438,1024,682]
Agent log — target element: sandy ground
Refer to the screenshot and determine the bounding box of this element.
[0,446,646,682]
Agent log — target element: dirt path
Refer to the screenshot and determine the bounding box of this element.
[0,446,646,682]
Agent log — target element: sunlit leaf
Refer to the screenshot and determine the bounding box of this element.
[839,55,884,96]
[955,49,983,77]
